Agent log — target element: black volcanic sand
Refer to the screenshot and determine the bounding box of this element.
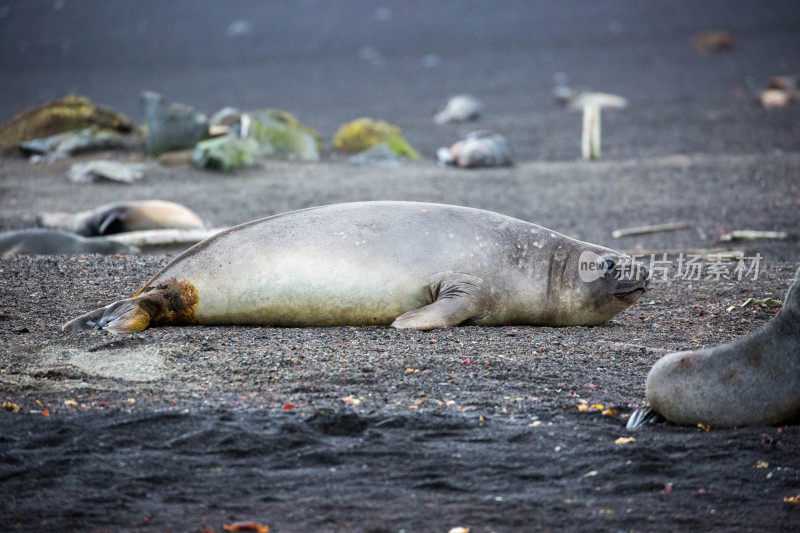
[1,159,800,530]
[3,0,800,531]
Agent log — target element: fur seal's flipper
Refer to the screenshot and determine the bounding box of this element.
[392,273,487,330]
[97,207,127,235]
[626,408,666,431]
[63,278,198,333]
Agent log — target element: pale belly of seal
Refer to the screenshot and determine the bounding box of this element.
[148,203,532,326]
[188,249,428,326]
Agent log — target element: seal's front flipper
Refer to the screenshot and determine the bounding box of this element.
[62,298,151,334]
[392,273,488,330]
[626,407,665,431]
[391,298,479,330]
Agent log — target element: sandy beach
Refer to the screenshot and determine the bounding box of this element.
[2,1,800,530]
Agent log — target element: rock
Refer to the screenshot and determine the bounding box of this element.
[553,84,577,106]
[259,109,324,149]
[691,30,734,53]
[18,127,128,160]
[767,75,799,91]
[192,135,259,171]
[142,91,208,156]
[226,20,252,38]
[249,109,322,156]
[157,149,194,167]
[437,131,514,168]
[332,118,419,159]
[420,53,440,68]
[347,143,403,168]
[193,109,322,170]
[759,89,797,108]
[553,72,577,106]
[209,107,242,128]
[758,76,799,108]
[0,95,134,155]
[68,160,147,184]
[433,95,482,124]
[358,46,384,66]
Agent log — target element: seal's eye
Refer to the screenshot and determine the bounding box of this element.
[604,258,616,271]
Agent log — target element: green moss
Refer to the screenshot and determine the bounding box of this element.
[192,136,258,171]
[193,110,321,170]
[332,118,419,159]
[248,111,319,161]
[0,95,133,155]
[264,109,323,149]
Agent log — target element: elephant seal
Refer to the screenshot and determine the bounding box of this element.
[63,201,648,333]
[628,268,800,430]
[0,229,137,256]
[37,200,204,237]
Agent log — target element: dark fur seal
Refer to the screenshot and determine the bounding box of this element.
[629,268,800,429]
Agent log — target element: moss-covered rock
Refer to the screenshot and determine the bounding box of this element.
[0,95,134,155]
[332,118,419,159]
[192,135,258,171]
[263,109,324,149]
[18,126,128,159]
[193,110,321,171]
[247,110,320,162]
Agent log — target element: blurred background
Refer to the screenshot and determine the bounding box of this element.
[1,0,799,161]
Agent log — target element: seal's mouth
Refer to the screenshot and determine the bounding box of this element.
[611,262,649,302]
[614,287,646,299]
[613,275,648,301]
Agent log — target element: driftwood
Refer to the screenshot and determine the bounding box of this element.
[612,222,691,238]
[719,230,788,242]
[100,227,228,247]
[623,248,744,261]
[740,297,782,309]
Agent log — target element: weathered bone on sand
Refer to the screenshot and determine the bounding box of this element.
[612,222,691,238]
[100,227,228,247]
[570,93,627,160]
[719,230,788,242]
[623,248,744,261]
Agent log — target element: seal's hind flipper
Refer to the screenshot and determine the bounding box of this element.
[392,272,487,330]
[626,407,665,431]
[62,298,151,334]
[63,278,198,334]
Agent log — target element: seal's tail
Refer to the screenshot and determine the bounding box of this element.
[62,298,151,334]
